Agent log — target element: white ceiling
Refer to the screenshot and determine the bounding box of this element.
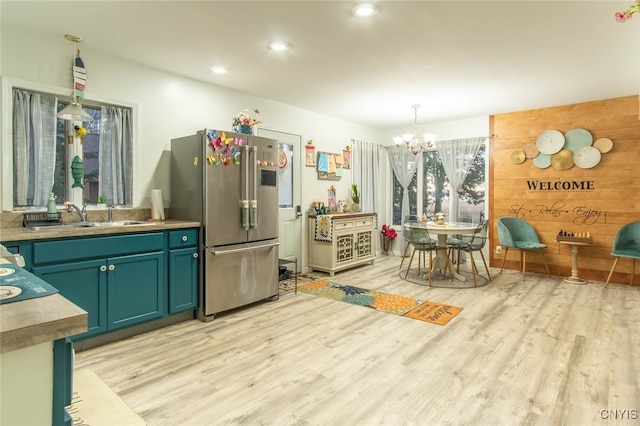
[3,1,638,129]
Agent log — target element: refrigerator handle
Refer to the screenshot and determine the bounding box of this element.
[249,145,258,228]
[211,241,279,255]
[242,200,249,229]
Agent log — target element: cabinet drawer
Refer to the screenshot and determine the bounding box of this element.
[33,233,164,264]
[355,217,374,228]
[169,229,198,248]
[333,220,354,231]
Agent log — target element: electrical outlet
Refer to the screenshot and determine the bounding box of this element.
[495,245,502,254]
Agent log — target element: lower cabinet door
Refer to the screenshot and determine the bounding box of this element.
[52,338,73,426]
[107,251,166,330]
[168,247,199,314]
[33,259,108,340]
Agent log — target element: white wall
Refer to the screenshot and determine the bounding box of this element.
[1,25,490,260]
[0,26,380,216]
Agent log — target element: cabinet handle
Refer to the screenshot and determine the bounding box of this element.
[182,235,188,242]
[100,265,107,272]
[108,264,115,271]
[193,253,199,258]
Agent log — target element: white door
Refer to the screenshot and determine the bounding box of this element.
[257,128,302,270]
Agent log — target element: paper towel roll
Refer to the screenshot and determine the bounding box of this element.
[151,189,165,220]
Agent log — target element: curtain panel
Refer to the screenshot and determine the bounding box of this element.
[12,89,57,206]
[351,140,382,216]
[385,147,420,226]
[99,105,133,205]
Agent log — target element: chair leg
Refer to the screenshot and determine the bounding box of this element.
[500,247,509,274]
[542,252,550,276]
[632,259,636,286]
[467,250,478,287]
[605,257,619,288]
[428,250,433,286]
[456,249,461,273]
[479,250,492,281]
[521,250,526,280]
[399,242,411,269]
[404,248,417,280]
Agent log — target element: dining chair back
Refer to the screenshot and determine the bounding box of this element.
[449,220,491,286]
[605,221,640,287]
[400,215,418,270]
[402,219,441,285]
[497,217,550,280]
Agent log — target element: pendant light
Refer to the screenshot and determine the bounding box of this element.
[57,34,93,122]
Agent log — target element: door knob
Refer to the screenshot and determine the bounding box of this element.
[295,205,302,218]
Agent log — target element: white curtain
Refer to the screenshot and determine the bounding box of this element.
[386,147,420,225]
[12,89,57,206]
[351,139,382,216]
[99,106,133,205]
[437,137,485,220]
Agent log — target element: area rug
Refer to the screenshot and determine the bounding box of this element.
[279,272,322,292]
[67,369,146,425]
[298,280,422,315]
[403,301,464,326]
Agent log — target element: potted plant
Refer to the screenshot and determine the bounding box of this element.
[351,184,360,212]
[97,196,107,209]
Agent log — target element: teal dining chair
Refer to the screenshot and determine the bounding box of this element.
[448,220,491,287]
[605,222,640,288]
[403,219,442,285]
[497,217,550,280]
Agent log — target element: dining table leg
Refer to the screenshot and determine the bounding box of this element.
[431,234,463,281]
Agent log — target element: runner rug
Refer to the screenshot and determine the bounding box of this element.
[67,369,146,425]
[279,273,322,292]
[298,280,462,325]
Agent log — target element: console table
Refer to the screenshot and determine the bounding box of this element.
[307,213,376,276]
[556,238,592,285]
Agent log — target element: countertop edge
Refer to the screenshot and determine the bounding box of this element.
[1,293,88,354]
[0,220,201,243]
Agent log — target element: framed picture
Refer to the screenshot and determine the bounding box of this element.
[342,150,351,169]
[305,145,316,167]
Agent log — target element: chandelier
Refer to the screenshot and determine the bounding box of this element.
[393,104,436,155]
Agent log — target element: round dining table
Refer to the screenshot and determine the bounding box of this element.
[404,221,479,282]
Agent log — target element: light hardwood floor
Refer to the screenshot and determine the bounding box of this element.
[74,255,640,425]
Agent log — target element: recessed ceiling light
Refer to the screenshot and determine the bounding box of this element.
[267,41,291,52]
[352,3,378,18]
[211,66,227,74]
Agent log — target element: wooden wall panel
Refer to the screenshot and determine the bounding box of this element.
[489,95,640,285]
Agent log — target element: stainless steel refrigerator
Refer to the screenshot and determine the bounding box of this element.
[171,129,279,321]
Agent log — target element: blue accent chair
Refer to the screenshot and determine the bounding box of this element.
[497,217,550,280]
[605,222,640,288]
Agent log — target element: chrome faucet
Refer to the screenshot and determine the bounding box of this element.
[64,202,87,223]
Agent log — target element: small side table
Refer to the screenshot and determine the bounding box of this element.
[278,258,298,294]
[557,240,592,284]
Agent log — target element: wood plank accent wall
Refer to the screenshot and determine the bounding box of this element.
[489,95,640,284]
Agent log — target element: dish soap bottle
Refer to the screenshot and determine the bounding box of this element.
[47,192,57,219]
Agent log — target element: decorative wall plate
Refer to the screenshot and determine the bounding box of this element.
[550,149,574,171]
[593,137,613,153]
[573,146,601,169]
[511,150,526,164]
[564,128,593,152]
[533,153,551,169]
[536,130,565,154]
[278,149,287,169]
[522,143,539,159]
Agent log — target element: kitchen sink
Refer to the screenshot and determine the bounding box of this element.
[26,220,156,231]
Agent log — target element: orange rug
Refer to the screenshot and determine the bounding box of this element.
[402,301,463,325]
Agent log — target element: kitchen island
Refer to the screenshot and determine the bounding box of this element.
[1,281,88,425]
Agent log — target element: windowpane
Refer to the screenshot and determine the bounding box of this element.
[392,172,417,225]
[278,143,293,208]
[422,150,449,217]
[14,88,132,209]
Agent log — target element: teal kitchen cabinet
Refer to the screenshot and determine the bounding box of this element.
[33,259,107,339]
[168,229,199,313]
[31,232,166,340]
